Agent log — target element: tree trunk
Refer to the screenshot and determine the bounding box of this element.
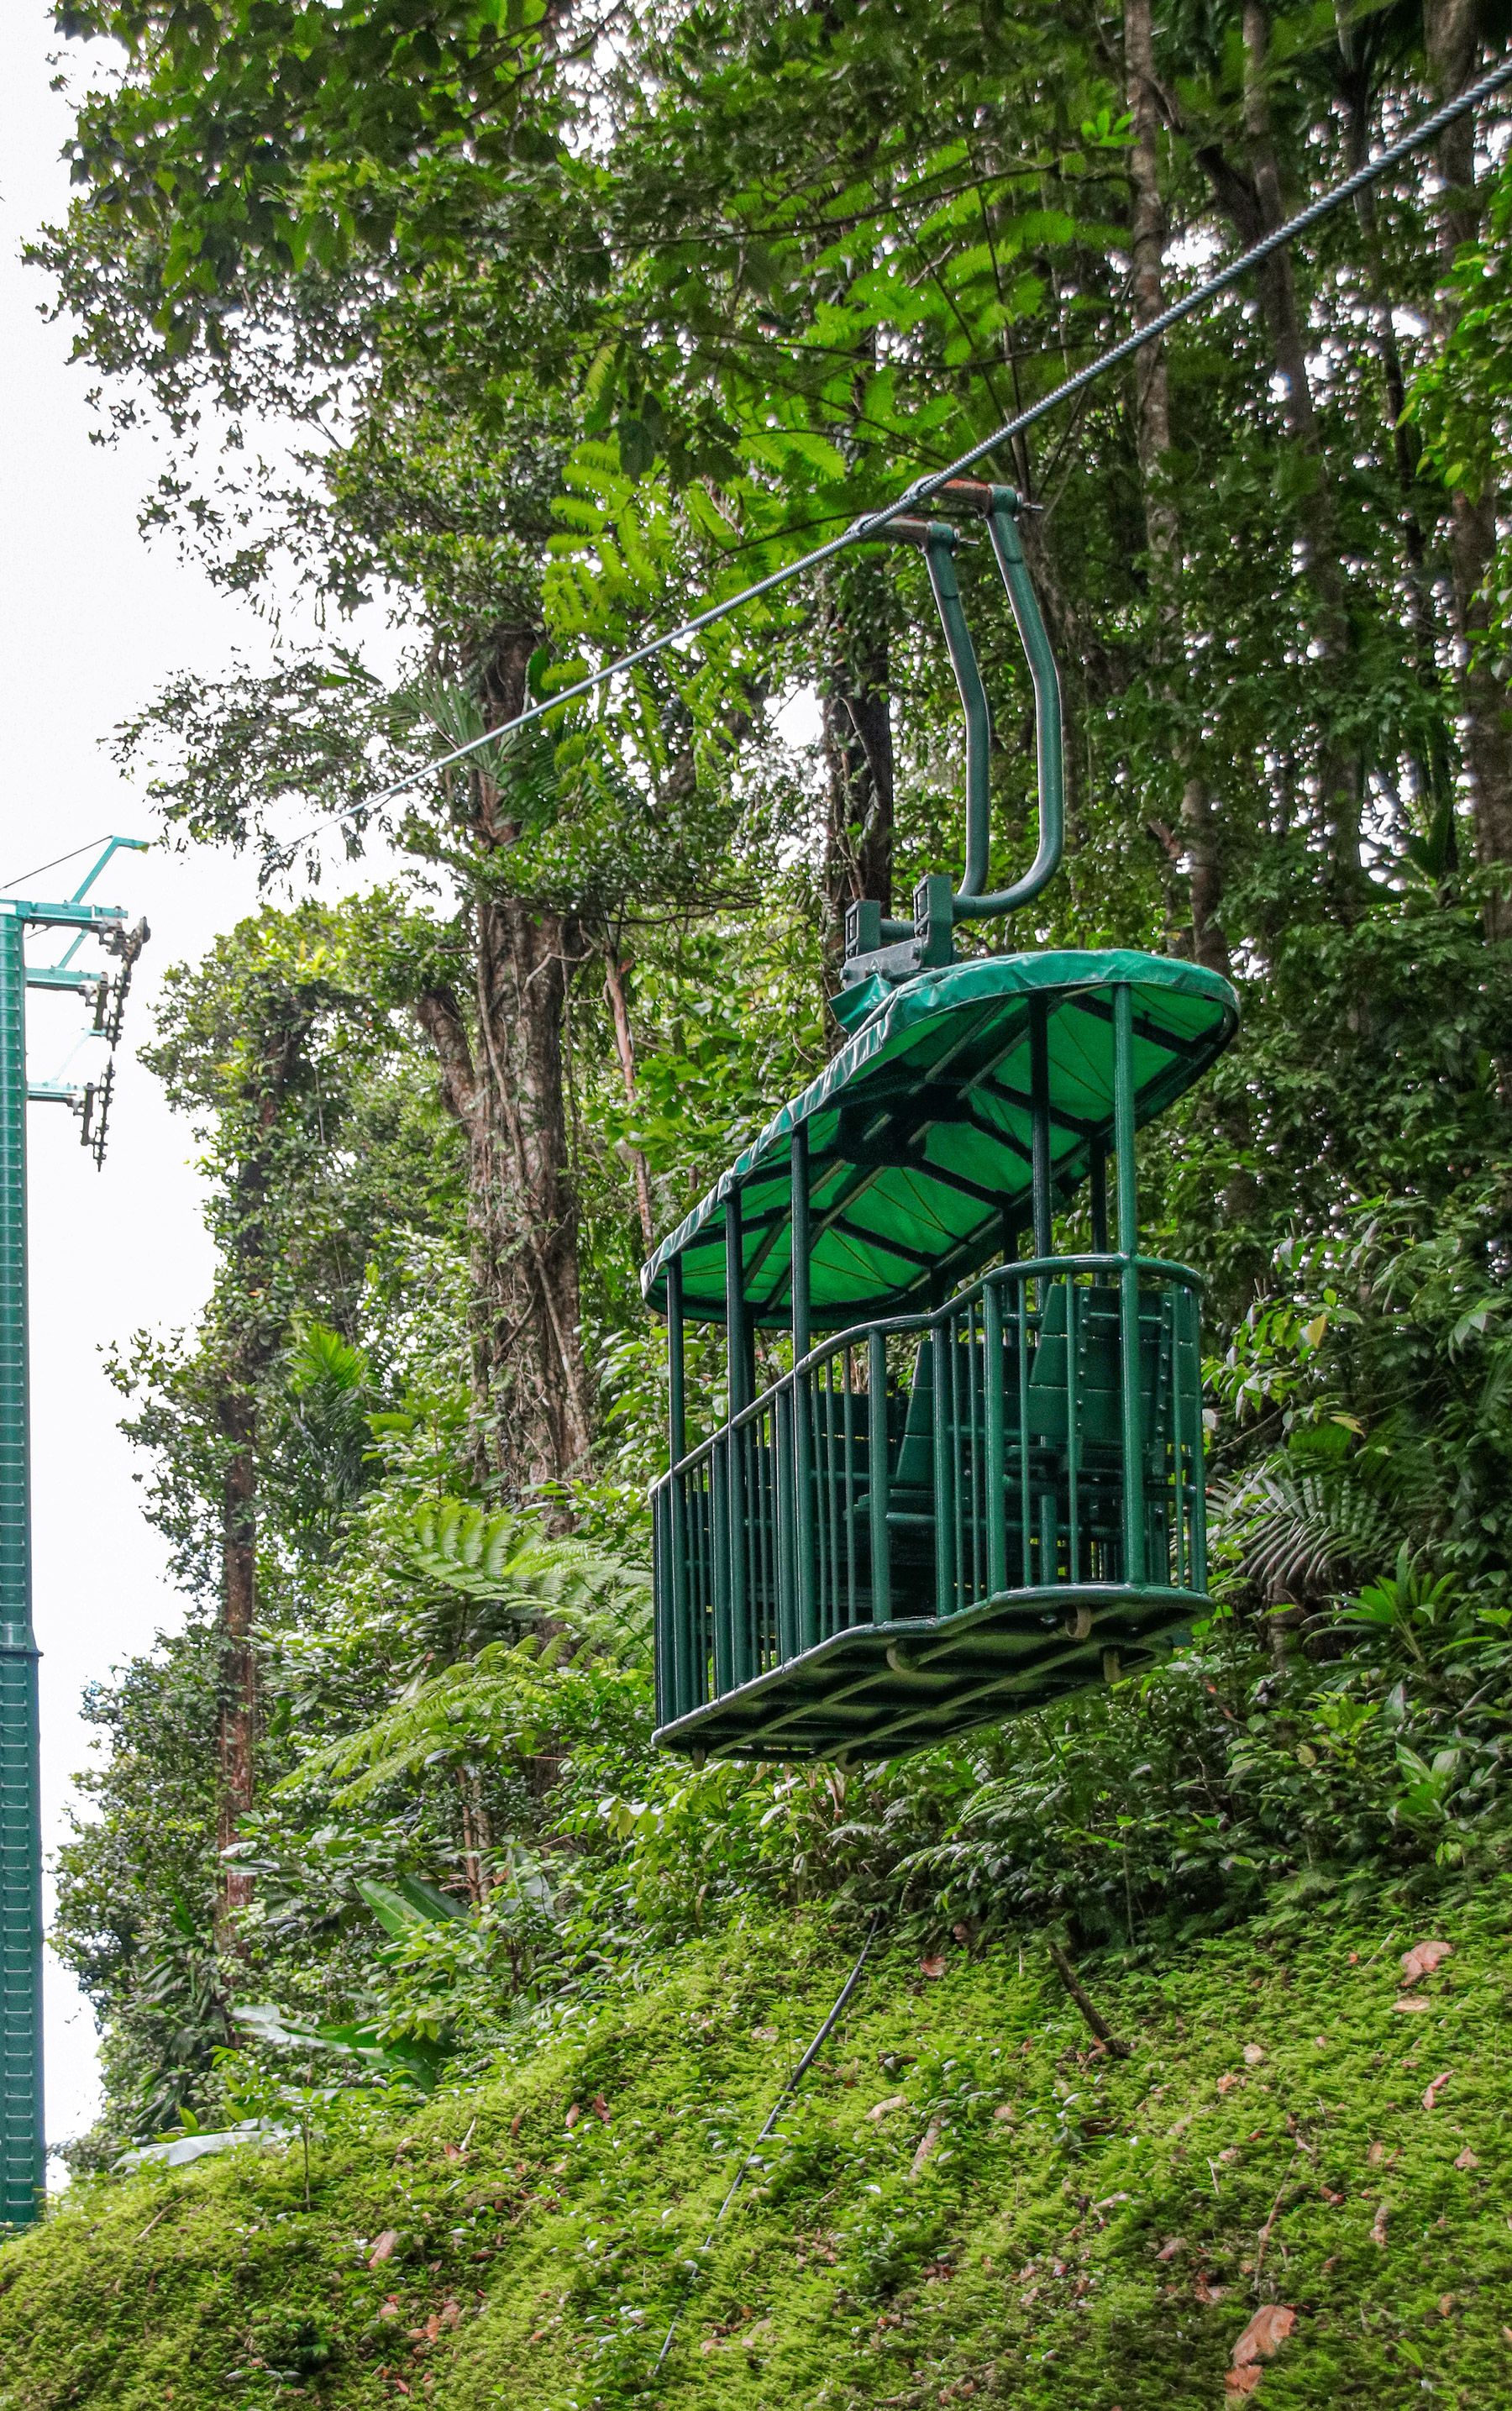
[213,1037,300,1945]
[1423,0,1512,932]
[215,1384,257,1944]
[1193,1,1362,897]
[1333,24,1447,808]
[603,943,656,1253]
[414,627,594,1505]
[1126,0,1175,554]
[458,1772,495,1906]
[417,909,591,1505]
[821,566,895,979]
[1126,0,1231,977]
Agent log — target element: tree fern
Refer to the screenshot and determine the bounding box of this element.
[402,1497,651,1660]
[286,1631,640,1804]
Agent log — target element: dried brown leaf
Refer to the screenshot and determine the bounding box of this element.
[368,2230,399,2269]
[1243,2044,1265,2066]
[1371,2202,1389,2248]
[1216,2072,1241,2094]
[1224,2367,1264,2397]
[1231,2305,1297,2369]
[920,1954,947,1980]
[564,2104,582,2130]
[1453,2147,1480,2171]
[1155,2237,1184,2261]
[1422,2069,1452,2112]
[1392,1996,1432,2014]
[868,2094,908,2122]
[1400,1939,1452,1984]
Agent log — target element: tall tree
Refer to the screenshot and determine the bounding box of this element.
[1124,0,1229,974]
[129,906,450,1926]
[1423,0,1512,930]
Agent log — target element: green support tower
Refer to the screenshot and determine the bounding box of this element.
[0,839,147,2233]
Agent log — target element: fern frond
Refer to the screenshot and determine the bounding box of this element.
[403,1498,651,1657]
[1212,1459,1404,1603]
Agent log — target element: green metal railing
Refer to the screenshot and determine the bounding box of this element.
[652,1252,1205,1736]
[0,916,42,2232]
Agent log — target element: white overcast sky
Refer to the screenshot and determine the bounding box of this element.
[1,1,400,2153]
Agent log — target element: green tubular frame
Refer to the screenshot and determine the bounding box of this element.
[0,914,42,2233]
[921,487,1065,924]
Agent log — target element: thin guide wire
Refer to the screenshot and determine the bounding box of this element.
[650,1913,881,2375]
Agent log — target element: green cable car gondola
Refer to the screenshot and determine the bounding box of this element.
[643,482,1238,1762]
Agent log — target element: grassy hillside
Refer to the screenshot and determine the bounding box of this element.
[3,1888,1509,2411]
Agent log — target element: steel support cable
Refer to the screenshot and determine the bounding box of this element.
[275,58,1512,861]
[649,1912,882,2377]
[0,837,114,897]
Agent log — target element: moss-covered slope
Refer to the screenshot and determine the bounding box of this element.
[3,1889,1509,2409]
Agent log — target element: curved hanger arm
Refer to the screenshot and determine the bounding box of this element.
[949,485,1063,922]
[878,485,1064,932]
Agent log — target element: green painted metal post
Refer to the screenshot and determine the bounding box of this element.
[667,1256,686,1469]
[790,1128,816,1655]
[665,1258,689,1720]
[982,1279,1007,1597]
[1113,984,1146,1588]
[1028,996,1053,1260]
[931,1315,953,1619]
[867,1324,890,1626]
[1089,1137,1109,1258]
[724,1190,751,1684]
[1029,997,1055,1580]
[0,912,42,2233]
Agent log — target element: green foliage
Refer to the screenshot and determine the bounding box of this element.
[8,1899,1512,2408]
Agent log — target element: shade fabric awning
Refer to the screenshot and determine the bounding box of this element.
[641,949,1238,1329]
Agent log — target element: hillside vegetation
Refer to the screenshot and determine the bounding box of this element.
[5,1894,1509,2410]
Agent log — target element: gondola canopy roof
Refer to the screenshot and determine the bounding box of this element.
[641,949,1238,1330]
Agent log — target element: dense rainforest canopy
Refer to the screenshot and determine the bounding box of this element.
[16,0,1512,2349]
